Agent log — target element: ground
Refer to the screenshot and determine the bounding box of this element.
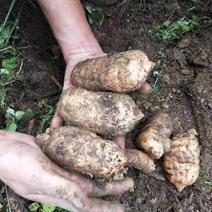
[0,0,211,211]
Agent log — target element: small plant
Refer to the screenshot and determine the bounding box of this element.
[0,57,18,86]
[150,66,165,96]
[28,202,69,212]
[158,48,166,60]
[39,100,54,133]
[0,0,23,87]
[5,107,33,131]
[151,18,199,42]
[85,5,104,27]
[28,202,55,212]
[0,89,33,131]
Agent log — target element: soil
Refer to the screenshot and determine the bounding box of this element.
[0,0,212,211]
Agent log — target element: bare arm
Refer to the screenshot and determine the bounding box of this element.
[37,0,104,62]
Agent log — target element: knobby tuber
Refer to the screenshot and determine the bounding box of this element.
[36,126,155,179]
[71,50,155,93]
[164,129,200,192]
[137,113,173,159]
[57,88,144,136]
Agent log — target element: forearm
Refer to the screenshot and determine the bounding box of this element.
[37,0,104,62]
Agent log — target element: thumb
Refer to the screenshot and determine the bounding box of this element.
[50,112,63,128]
[87,198,124,212]
[113,135,125,149]
[88,177,134,198]
[137,82,152,94]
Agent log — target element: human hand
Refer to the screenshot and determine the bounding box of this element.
[51,50,106,128]
[51,51,152,129]
[0,130,134,212]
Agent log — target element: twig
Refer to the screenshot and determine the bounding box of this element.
[116,0,133,23]
[27,119,35,135]
[153,67,164,88]
[17,60,24,76]
[0,46,13,52]
[50,75,63,90]
[149,172,166,181]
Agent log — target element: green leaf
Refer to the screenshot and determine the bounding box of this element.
[88,15,94,25]
[0,204,3,209]
[5,107,15,118]
[28,202,41,211]
[42,204,56,212]
[24,108,34,118]
[2,57,16,71]
[0,68,10,75]
[6,122,17,132]
[15,111,26,120]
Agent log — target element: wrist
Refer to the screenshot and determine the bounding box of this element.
[63,46,106,63]
[64,45,106,64]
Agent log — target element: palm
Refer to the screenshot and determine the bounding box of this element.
[0,130,133,212]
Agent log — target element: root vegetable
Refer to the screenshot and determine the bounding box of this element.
[164,129,200,192]
[137,113,173,159]
[71,50,155,93]
[36,126,155,179]
[57,88,144,136]
[37,126,127,178]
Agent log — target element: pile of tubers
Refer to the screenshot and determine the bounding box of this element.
[36,50,200,192]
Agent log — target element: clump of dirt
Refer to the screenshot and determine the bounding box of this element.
[0,0,211,211]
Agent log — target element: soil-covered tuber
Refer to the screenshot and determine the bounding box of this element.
[36,126,155,179]
[57,88,144,136]
[71,50,155,93]
[37,126,127,178]
[137,113,173,159]
[164,129,200,192]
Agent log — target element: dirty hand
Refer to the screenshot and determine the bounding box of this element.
[51,51,152,128]
[51,50,106,128]
[0,130,134,212]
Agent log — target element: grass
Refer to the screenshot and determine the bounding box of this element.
[0,1,22,87]
[0,1,34,132]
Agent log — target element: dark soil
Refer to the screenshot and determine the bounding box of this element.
[0,0,212,211]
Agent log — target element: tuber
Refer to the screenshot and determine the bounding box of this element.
[36,126,155,179]
[57,88,144,136]
[137,113,173,159]
[164,129,200,192]
[71,50,155,93]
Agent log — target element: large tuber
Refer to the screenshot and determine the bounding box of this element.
[164,129,200,192]
[37,126,155,179]
[71,50,155,93]
[137,113,173,159]
[57,88,144,136]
